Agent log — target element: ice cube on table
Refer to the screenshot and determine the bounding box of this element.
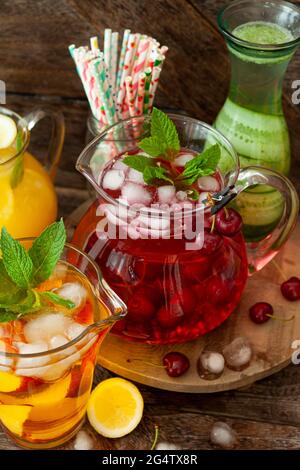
[74,430,94,450]
[24,313,73,343]
[102,169,125,190]
[127,168,145,185]
[174,153,194,167]
[197,176,220,192]
[121,182,152,206]
[56,283,87,308]
[158,185,176,204]
[210,422,238,449]
[198,351,225,379]
[223,336,252,371]
[16,341,49,368]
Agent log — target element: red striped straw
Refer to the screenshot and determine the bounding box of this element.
[117,33,137,115]
[132,38,150,91]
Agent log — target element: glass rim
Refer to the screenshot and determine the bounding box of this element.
[0,106,30,166]
[0,240,126,360]
[77,113,240,219]
[217,0,300,51]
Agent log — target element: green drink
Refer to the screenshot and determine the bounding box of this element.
[215,1,300,240]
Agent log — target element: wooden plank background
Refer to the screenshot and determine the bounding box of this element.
[1,0,300,451]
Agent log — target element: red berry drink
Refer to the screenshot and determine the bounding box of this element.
[73,146,248,344]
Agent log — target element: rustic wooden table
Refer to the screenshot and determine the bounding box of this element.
[1,0,300,450]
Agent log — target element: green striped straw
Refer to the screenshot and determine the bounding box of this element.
[143,67,152,114]
[116,29,130,91]
[93,58,115,125]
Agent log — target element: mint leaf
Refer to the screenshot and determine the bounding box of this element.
[0,310,18,323]
[138,108,180,161]
[1,227,33,288]
[187,189,200,201]
[150,108,180,153]
[41,291,75,309]
[123,155,155,173]
[143,166,174,185]
[138,136,165,158]
[176,144,221,186]
[10,155,24,189]
[29,220,66,286]
[0,261,24,304]
[6,289,41,315]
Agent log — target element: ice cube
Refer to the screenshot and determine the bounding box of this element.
[137,213,170,231]
[127,168,145,185]
[198,191,209,205]
[49,335,69,350]
[74,430,94,450]
[0,340,13,371]
[24,313,73,343]
[102,169,125,190]
[156,442,179,450]
[176,190,188,202]
[210,422,238,449]
[197,176,220,192]
[56,283,87,308]
[223,336,252,371]
[198,351,225,380]
[174,153,194,167]
[158,185,176,204]
[113,159,128,171]
[16,341,49,368]
[121,182,152,206]
[66,322,86,342]
[50,262,68,281]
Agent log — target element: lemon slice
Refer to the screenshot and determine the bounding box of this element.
[0,371,22,393]
[87,378,144,438]
[0,404,31,436]
[0,115,17,149]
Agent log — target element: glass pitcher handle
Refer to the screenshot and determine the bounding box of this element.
[236,166,299,274]
[25,107,65,180]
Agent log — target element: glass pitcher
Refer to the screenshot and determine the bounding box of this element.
[73,114,299,344]
[214,0,300,240]
[0,106,65,238]
[0,241,126,449]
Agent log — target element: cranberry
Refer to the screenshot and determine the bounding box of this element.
[215,208,243,237]
[249,302,273,324]
[202,230,223,255]
[281,277,300,301]
[156,304,184,329]
[127,291,155,321]
[170,288,196,315]
[207,277,231,304]
[163,352,190,377]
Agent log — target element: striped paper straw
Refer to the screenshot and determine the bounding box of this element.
[104,29,112,72]
[135,72,146,116]
[143,67,152,114]
[125,76,136,118]
[90,36,99,52]
[116,29,130,91]
[148,66,162,110]
[110,31,119,92]
[132,38,150,91]
[93,57,114,125]
[117,33,138,114]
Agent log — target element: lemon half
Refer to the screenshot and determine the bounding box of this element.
[87,378,144,438]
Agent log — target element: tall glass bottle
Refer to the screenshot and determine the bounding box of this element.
[215,0,300,240]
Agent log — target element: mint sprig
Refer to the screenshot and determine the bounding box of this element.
[138,107,180,160]
[143,166,174,185]
[176,144,221,186]
[0,221,75,323]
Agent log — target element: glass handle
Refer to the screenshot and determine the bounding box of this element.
[25,107,65,180]
[236,166,299,274]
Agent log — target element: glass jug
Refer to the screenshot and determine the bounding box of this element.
[214,0,300,240]
[73,114,299,344]
[0,106,65,238]
[0,241,126,449]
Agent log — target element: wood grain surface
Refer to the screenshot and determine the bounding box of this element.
[1,0,300,451]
